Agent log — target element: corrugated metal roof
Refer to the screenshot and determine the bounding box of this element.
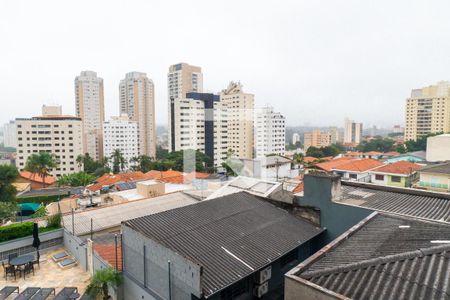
[420,162,450,175]
[297,214,450,300]
[341,185,450,223]
[302,245,450,300]
[124,192,323,297]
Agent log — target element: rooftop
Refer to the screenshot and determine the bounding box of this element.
[124,192,323,297]
[332,158,384,172]
[370,160,422,175]
[340,182,450,223]
[419,162,450,175]
[63,192,199,235]
[205,176,281,200]
[19,171,56,185]
[315,157,354,172]
[291,213,450,300]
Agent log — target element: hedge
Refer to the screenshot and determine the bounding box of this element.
[17,194,67,205]
[0,220,62,243]
[0,222,34,243]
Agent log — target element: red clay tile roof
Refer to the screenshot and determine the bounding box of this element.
[20,171,56,185]
[94,244,122,271]
[87,171,148,192]
[332,159,384,172]
[315,157,355,172]
[293,182,304,194]
[144,170,185,183]
[344,151,363,157]
[303,156,318,163]
[371,161,422,175]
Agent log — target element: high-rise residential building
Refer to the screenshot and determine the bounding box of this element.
[220,82,254,160]
[15,106,83,177]
[167,63,203,101]
[169,92,228,167]
[119,72,156,158]
[292,133,300,145]
[167,63,203,153]
[254,106,286,158]
[344,118,363,145]
[75,71,105,160]
[405,81,450,141]
[329,127,340,144]
[103,115,138,170]
[3,120,17,148]
[304,129,332,150]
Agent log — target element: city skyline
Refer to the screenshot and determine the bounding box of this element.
[2,1,450,128]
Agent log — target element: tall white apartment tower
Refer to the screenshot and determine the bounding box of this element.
[405,81,450,141]
[220,82,255,160]
[75,71,105,160]
[103,115,139,170]
[119,72,156,158]
[344,118,363,145]
[3,121,17,148]
[168,63,203,152]
[254,106,286,158]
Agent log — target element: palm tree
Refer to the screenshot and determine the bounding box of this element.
[24,152,58,188]
[110,149,126,174]
[86,268,122,300]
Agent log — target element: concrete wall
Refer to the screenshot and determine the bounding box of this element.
[427,134,450,162]
[0,228,63,262]
[419,172,450,191]
[298,174,373,243]
[63,229,88,271]
[285,276,340,300]
[122,225,202,300]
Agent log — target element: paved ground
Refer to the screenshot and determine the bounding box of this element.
[0,248,91,294]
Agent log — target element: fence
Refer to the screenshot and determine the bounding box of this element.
[0,228,63,262]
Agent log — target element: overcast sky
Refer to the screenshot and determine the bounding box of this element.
[1,0,449,128]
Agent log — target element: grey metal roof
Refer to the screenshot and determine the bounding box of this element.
[341,184,450,223]
[301,244,450,300]
[305,214,450,273]
[420,162,450,175]
[297,213,450,300]
[124,191,323,297]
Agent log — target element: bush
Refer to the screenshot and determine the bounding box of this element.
[0,222,34,243]
[47,213,62,229]
[17,194,66,205]
[31,206,48,218]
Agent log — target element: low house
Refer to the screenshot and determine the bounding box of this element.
[315,157,354,172]
[331,159,384,182]
[384,150,426,163]
[369,161,422,187]
[418,162,450,192]
[362,151,383,159]
[121,192,324,300]
[229,155,294,180]
[16,171,56,189]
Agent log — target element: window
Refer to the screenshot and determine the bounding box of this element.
[391,176,401,183]
[349,173,357,179]
[375,174,384,181]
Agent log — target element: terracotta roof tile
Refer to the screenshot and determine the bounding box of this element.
[94,244,122,271]
[303,156,318,163]
[19,171,56,185]
[371,161,422,175]
[332,159,384,172]
[315,157,355,172]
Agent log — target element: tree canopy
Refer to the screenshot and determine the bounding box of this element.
[306,143,345,158]
[24,152,58,188]
[57,172,96,187]
[356,137,395,152]
[0,165,19,222]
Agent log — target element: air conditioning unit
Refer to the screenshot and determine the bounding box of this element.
[253,282,269,298]
[256,266,272,284]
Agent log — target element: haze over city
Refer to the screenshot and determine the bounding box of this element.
[1,0,450,127]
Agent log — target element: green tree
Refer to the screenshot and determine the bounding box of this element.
[24,152,58,188]
[286,141,302,151]
[156,145,169,160]
[404,132,443,152]
[110,149,126,174]
[86,268,122,300]
[306,146,324,158]
[0,202,19,223]
[57,172,96,187]
[0,165,19,202]
[356,137,395,152]
[130,155,155,173]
